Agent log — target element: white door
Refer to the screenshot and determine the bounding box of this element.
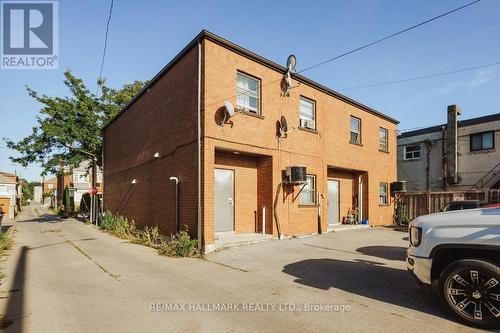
[328,180,340,226]
[214,169,234,232]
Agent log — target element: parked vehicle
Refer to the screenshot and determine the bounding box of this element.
[442,200,481,211]
[407,207,500,329]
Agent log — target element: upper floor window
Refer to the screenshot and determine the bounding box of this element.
[73,173,88,183]
[48,184,54,189]
[379,127,388,152]
[470,131,494,151]
[236,72,260,114]
[350,116,361,144]
[299,175,316,205]
[299,97,316,130]
[379,182,389,205]
[97,173,103,183]
[404,144,421,160]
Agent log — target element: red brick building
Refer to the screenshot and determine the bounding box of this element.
[103,31,398,253]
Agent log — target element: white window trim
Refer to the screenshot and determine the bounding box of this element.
[379,127,388,151]
[299,96,316,130]
[299,175,316,205]
[404,144,422,160]
[379,182,389,205]
[236,72,260,114]
[73,172,88,183]
[350,116,361,144]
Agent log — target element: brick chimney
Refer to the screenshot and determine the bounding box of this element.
[446,105,461,185]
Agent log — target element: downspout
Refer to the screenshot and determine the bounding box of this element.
[358,175,363,223]
[169,177,179,233]
[425,139,432,191]
[197,40,202,250]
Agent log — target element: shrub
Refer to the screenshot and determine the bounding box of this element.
[133,225,163,247]
[0,230,13,255]
[158,228,201,258]
[100,212,136,239]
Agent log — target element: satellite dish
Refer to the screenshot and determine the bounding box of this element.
[280,116,289,133]
[221,101,235,127]
[286,54,297,72]
[224,100,235,117]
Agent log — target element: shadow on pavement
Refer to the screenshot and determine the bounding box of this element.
[356,246,407,261]
[283,258,448,318]
[17,214,64,224]
[0,246,27,331]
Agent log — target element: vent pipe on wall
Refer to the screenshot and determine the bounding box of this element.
[446,105,461,185]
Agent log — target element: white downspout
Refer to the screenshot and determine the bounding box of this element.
[358,175,363,223]
[197,40,202,250]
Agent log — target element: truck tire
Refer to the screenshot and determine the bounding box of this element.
[439,258,500,329]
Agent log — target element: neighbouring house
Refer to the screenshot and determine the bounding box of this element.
[103,30,398,253]
[56,161,103,209]
[0,171,20,220]
[41,176,57,206]
[398,106,500,192]
[42,176,57,194]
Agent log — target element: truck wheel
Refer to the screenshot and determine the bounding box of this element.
[439,259,500,329]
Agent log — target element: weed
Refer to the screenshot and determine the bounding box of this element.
[158,227,201,258]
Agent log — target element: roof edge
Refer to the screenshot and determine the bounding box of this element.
[103,29,399,131]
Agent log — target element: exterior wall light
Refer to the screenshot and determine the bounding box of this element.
[131,179,137,184]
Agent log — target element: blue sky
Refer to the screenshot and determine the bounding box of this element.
[1,0,499,181]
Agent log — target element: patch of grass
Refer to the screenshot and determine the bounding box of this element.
[100,212,136,239]
[98,212,200,258]
[0,230,13,255]
[132,225,163,248]
[158,228,201,258]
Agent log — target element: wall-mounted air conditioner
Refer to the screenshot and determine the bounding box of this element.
[286,166,307,184]
[300,118,315,130]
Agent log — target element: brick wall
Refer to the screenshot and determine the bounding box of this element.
[103,46,199,236]
[202,37,397,241]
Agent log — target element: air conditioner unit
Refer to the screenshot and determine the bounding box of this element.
[300,118,315,130]
[390,181,407,194]
[286,166,307,184]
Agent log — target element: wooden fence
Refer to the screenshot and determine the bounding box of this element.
[397,189,500,221]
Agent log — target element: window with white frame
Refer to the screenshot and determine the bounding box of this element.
[299,175,316,205]
[97,173,103,183]
[48,184,54,189]
[0,185,6,193]
[299,97,316,130]
[379,127,388,151]
[236,72,260,114]
[350,116,361,144]
[379,182,389,205]
[404,144,421,160]
[73,173,88,183]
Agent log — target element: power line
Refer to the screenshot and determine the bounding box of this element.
[97,0,114,87]
[298,0,481,74]
[203,0,481,111]
[340,61,500,91]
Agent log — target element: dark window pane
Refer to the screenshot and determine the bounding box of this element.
[471,134,482,150]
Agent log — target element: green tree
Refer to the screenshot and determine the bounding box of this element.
[62,186,72,212]
[4,71,146,175]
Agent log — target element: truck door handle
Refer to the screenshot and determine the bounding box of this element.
[228,198,233,206]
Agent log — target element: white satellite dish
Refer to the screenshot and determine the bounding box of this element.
[286,54,297,72]
[221,101,235,127]
[224,100,235,117]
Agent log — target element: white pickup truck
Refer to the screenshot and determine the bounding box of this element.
[407,207,500,329]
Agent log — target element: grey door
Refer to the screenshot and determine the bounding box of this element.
[215,169,234,232]
[328,180,340,226]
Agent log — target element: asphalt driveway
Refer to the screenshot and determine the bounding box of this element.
[0,205,480,332]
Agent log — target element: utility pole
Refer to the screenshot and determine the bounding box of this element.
[91,156,97,225]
